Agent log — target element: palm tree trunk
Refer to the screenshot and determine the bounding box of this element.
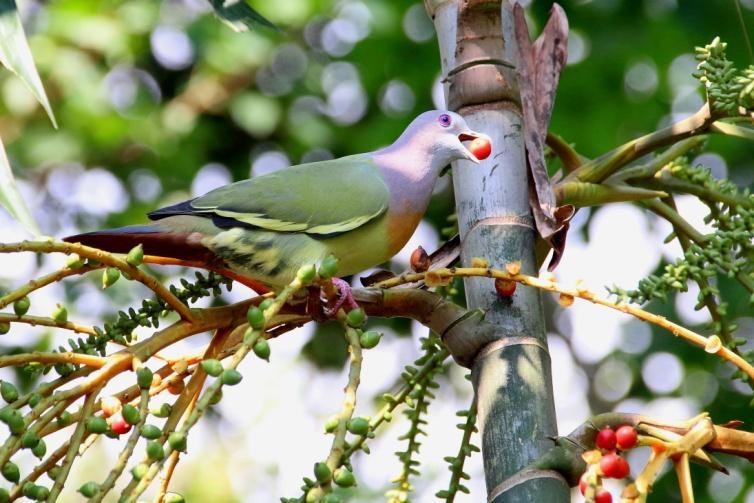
[425,1,569,501]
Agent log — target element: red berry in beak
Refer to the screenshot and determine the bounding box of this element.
[469,137,492,160]
[595,427,617,451]
[616,425,638,450]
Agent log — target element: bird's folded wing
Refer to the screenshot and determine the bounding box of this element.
[150,155,390,237]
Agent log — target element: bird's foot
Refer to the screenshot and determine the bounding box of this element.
[323,278,361,317]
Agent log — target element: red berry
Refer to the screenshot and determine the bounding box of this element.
[595,428,617,450]
[410,246,431,273]
[108,413,132,435]
[494,278,516,297]
[600,452,630,479]
[469,137,492,160]
[578,474,587,495]
[616,425,638,450]
[595,489,612,503]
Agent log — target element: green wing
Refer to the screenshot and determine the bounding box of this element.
[154,154,390,236]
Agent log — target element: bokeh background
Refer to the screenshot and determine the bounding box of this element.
[1,0,754,501]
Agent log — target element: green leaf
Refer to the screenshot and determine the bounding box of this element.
[0,0,56,127]
[0,137,39,235]
[207,0,279,32]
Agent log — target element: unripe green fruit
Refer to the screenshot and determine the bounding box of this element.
[13,297,30,316]
[258,299,273,311]
[146,440,165,461]
[79,481,99,498]
[0,487,8,503]
[221,369,243,386]
[21,430,39,449]
[31,439,46,459]
[347,417,369,436]
[28,393,41,408]
[47,466,61,480]
[0,322,9,335]
[0,408,11,423]
[314,462,331,483]
[136,367,153,389]
[141,424,162,440]
[22,482,36,499]
[297,264,317,284]
[131,463,148,480]
[102,267,121,288]
[66,253,84,269]
[333,467,356,487]
[324,416,339,433]
[253,339,271,361]
[346,308,366,328]
[208,388,223,406]
[164,493,186,503]
[1,381,18,403]
[126,244,144,266]
[51,304,68,324]
[359,330,382,349]
[1,461,19,483]
[121,404,140,425]
[7,410,24,435]
[201,359,223,377]
[318,255,339,279]
[151,403,171,418]
[57,411,72,427]
[86,416,108,434]
[32,486,49,501]
[322,495,342,503]
[247,306,265,330]
[168,431,187,452]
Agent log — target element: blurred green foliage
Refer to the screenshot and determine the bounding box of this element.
[1,0,753,501]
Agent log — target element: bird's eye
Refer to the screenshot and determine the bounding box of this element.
[438,114,452,127]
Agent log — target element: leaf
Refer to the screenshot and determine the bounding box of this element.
[207,0,279,32]
[0,0,56,127]
[0,136,40,235]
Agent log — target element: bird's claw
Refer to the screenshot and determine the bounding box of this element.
[323,278,361,317]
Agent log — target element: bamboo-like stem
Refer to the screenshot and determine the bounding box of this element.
[0,241,194,321]
[374,268,754,381]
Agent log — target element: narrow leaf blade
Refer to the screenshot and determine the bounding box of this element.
[0,136,40,235]
[207,0,279,32]
[0,0,56,127]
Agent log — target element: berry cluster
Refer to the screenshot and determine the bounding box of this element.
[579,425,638,502]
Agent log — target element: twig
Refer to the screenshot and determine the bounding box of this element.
[0,314,97,336]
[0,351,106,369]
[0,263,101,311]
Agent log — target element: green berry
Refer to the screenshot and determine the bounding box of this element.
[201,359,223,377]
[322,494,342,503]
[13,297,30,316]
[333,467,356,487]
[7,410,24,435]
[0,487,8,503]
[21,430,39,449]
[346,308,366,328]
[347,417,369,436]
[65,253,84,269]
[208,388,223,406]
[102,267,120,288]
[168,431,187,452]
[1,461,19,483]
[318,255,339,279]
[164,493,186,503]
[121,404,140,425]
[146,440,165,461]
[0,408,11,423]
[32,486,49,501]
[136,367,153,389]
[79,481,99,498]
[313,462,331,483]
[141,424,162,440]
[31,439,46,459]
[0,322,10,335]
[51,304,68,324]
[258,299,273,311]
[0,381,18,403]
[57,411,72,427]
[126,244,144,266]
[253,339,271,361]
[151,403,171,418]
[359,330,382,349]
[131,463,148,480]
[221,369,243,386]
[28,393,41,408]
[86,416,108,434]
[324,416,339,433]
[246,306,265,330]
[297,264,317,284]
[48,465,61,480]
[22,483,36,499]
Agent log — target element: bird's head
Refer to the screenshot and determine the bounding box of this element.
[406,110,491,165]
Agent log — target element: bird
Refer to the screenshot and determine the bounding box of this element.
[64,110,489,298]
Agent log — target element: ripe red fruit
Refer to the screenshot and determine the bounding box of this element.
[469,137,492,160]
[578,474,587,495]
[595,489,612,503]
[494,278,516,297]
[616,425,638,450]
[108,413,132,435]
[410,246,431,273]
[600,452,630,479]
[596,427,617,450]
